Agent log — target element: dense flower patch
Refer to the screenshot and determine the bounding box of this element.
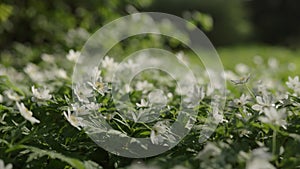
[0,50,299,169]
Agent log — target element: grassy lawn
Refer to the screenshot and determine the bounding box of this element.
[218,45,300,75]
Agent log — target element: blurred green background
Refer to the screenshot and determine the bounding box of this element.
[0,0,300,67]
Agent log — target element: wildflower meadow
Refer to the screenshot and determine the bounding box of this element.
[0,1,300,169]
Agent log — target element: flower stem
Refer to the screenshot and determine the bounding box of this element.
[245,84,256,99]
[272,130,277,157]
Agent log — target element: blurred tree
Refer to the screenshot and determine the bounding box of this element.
[248,0,300,46]
[0,0,153,52]
[145,0,253,46]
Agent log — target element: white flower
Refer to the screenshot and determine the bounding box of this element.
[184,85,205,104]
[252,95,274,113]
[54,68,68,79]
[87,67,108,95]
[122,59,138,71]
[85,102,101,111]
[71,103,88,115]
[24,63,45,82]
[16,102,40,124]
[246,148,275,169]
[253,55,263,65]
[206,84,215,97]
[136,99,149,108]
[235,63,250,75]
[256,81,269,96]
[88,81,108,96]
[89,67,102,83]
[101,56,118,71]
[224,70,239,81]
[4,90,24,101]
[196,142,221,160]
[167,92,173,99]
[231,74,251,85]
[66,49,80,62]
[135,80,153,93]
[0,66,24,82]
[123,84,132,94]
[212,106,224,123]
[176,52,188,66]
[286,76,300,94]
[259,107,287,128]
[31,86,52,100]
[148,89,168,106]
[268,58,278,69]
[64,108,82,130]
[0,159,13,169]
[234,94,250,106]
[150,121,175,145]
[65,28,90,47]
[275,91,289,101]
[0,94,3,103]
[74,84,93,103]
[41,54,55,63]
[150,122,168,145]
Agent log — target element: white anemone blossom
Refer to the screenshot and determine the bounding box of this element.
[259,107,287,129]
[183,85,205,105]
[41,53,55,63]
[176,51,189,66]
[234,94,250,106]
[66,49,80,62]
[53,68,68,79]
[286,76,300,94]
[246,147,275,169]
[85,102,101,111]
[135,80,154,93]
[235,63,250,75]
[4,90,24,101]
[122,59,138,71]
[24,63,45,82]
[87,67,108,96]
[0,159,13,169]
[74,84,93,103]
[101,56,118,71]
[252,95,275,113]
[71,102,101,116]
[234,94,252,121]
[0,94,3,103]
[16,102,40,124]
[150,121,176,145]
[148,89,168,106]
[63,108,83,130]
[136,99,149,108]
[230,74,251,85]
[31,86,52,100]
[196,142,221,160]
[71,103,88,116]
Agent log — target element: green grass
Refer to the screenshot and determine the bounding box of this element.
[218,45,300,76]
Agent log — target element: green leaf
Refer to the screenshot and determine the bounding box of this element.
[6,144,97,169]
[0,3,13,22]
[83,160,103,169]
[25,146,85,169]
[0,75,24,96]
